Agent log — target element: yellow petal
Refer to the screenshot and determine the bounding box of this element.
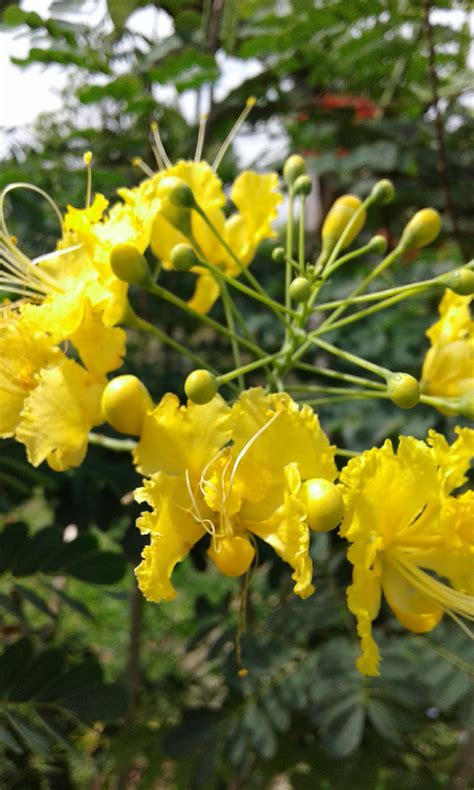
[346,565,382,676]
[134,392,231,478]
[230,171,281,243]
[16,357,104,470]
[427,426,474,495]
[230,387,337,503]
[382,561,443,633]
[70,303,126,375]
[134,472,206,602]
[243,467,314,599]
[187,274,221,314]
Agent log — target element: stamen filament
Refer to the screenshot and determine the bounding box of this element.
[194,113,207,162]
[212,97,257,172]
[150,122,172,169]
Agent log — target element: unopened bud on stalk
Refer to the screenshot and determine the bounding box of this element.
[441,267,474,296]
[83,150,93,166]
[370,179,395,205]
[289,277,312,303]
[102,375,153,435]
[321,195,366,253]
[208,536,255,577]
[168,180,196,209]
[399,208,442,252]
[272,246,286,263]
[185,369,218,404]
[170,243,199,271]
[299,479,344,532]
[386,372,420,409]
[367,235,388,255]
[458,392,474,420]
[293,175,313,197]
[283,155,306,188]
[110,244,150,285]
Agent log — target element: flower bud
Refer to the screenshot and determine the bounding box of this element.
[170,243,199,272]
[208,536,255,577]
[272,246,286,264]
[386,373,420,409]
[102,375,153,435]
[399,208,442,252]
[441,267,474,296]
[299,479,344,532]
[110,244,150,285]
[184,369,218,404]
[293,175,313,197]
[83,150,93,166]
[458,392,474,420]
[370,179,395,205]
[367,235,388,255]
[322,195,366,252]
[289,276,311,303]
[283,155,306,188]
[167,180,196,209]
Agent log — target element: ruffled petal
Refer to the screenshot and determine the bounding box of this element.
[187,274,221,314]
[134,473,206,602]
[134,393,232,478]
[381,561,443,633]
[70,303,126,375]
[16,357,104,471]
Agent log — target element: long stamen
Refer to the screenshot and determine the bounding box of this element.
[150,122,172,170]
[0,183,64,239]
[391,551,474,623]
[83,151,93,209]
[194,113,208,162]
[132,157,155,177]
[0,233,64,296]
[212,96,257,172]
[226,411,280,501]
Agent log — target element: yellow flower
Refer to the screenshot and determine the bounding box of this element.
[421,290,473,404]
[339,429,474,676]
[143,161,282,314]
[133,388,337,602]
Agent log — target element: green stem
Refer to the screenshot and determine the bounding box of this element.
[335,448,360,458]
[218,352,282,386]
[307,337,391,380]
[197,257,297,318]
[220,279,243,388]
[321,240,377,280]
[319,244,404,332]
[146,282,267,359]
[293,360,385,390]
[288,384,388,398]
[285,189,295,343]
[89,433,137,452]
[126,309,219,374]
[314,277,440,310]
[298,194,306,274]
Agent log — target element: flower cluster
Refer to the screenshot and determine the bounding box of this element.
[1,116,473,675]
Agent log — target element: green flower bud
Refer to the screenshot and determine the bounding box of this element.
[185,369,218,405]
[293,175,313,197]
[441,267,474,296]
[110,244,150,285]
[170,243,199,271]
[168,180,196,209]
[370,179,395,205]
[386,373,420,409]
[102,375,153,435]
[283,155,306,188]
[458,391,474,420]
[289,277,312,303]
[272,246,286,264]
[399,208,442,252]
[322,195,366,252]
[299,479,344,532]
[367,235,388,255]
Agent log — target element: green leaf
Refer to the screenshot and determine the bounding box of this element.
[0,639,34,697]
[10,526,63,576]
[66,551,127,584]
[0,522,29,575]
[7,648,64,702]
[107,0,139,31]
[55,682,127,722]
[4,711,50,756]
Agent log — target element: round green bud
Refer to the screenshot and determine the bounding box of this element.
[168,180,196,209]
[367,235,388,255]
[272,246,286,264]
[399,208,442,252]
[184,369,218,405]
[370,179,395,205]
[110,244,150,285]
[299,479,344,532]
[293,174,313,197]
[102,375,153,435]
[441,267,474,296]
[170,243,199,272]
[386,373,420,409]
[283,154,306,188]
[289,276,312,303]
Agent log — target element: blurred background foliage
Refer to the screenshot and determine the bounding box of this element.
[0,0,473,787]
